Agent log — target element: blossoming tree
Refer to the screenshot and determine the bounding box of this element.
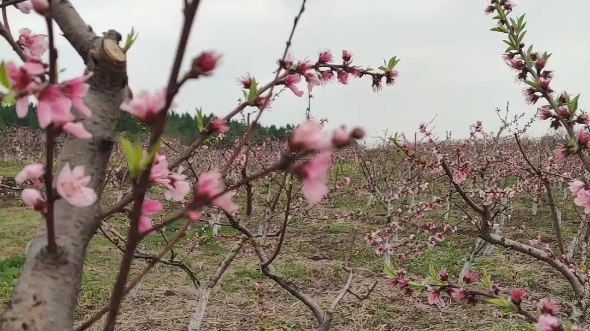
[0,0,400,331]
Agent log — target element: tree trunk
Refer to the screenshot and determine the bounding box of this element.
[0,1,128,331]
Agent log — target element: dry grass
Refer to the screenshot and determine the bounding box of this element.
[0,161,569,331]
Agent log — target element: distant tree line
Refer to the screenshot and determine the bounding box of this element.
[0,103,295,146]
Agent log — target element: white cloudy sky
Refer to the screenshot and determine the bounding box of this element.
[3,0,589,142]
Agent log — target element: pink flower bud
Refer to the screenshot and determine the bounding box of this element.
[318,50,333,64]
[31,0,49,14]
[576,114,589,125]
[438,269,448,281]
[462,271,479,284]
[332,128,349,148]
[207,119,229,134]
[537,107,552,121]
[342,50,353,63]
[21,188,47,213]
[189,51,221,78]
[538,300,559,315]
[579,132,590,146]
[510,289,526,306]
[350,127,365,140]
[15,163,46,184]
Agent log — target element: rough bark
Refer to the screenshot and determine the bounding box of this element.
[0,1,127,331]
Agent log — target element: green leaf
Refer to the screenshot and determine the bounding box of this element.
[378,66,388,72]
[247,78,259,103]
[543,52,552,61]
[121,138,142,178]
[123,26,139,53]
[196,107,204,133]
[0,61,12,90]
[496,8,506,20]
[428,264,439,280]
[509,17,518,31]
[526,44,534,57]
[569,94,581,116]
[481,271,492,290]
[140,139,162,172]
[490,26,506,33]
[383,262,397,278]
[517,30,527,45]
[517,14,526,29]
[485,297,511,308]
[508,34,518,47]
[408,281,425,290]
[388,132,399,143]
[524,80,539,89]
[427,277,446,286]
[387,56,397,70]
[365,67,374,72]
[3,92,15,105]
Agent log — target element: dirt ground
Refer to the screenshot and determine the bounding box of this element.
[0,166,568,331]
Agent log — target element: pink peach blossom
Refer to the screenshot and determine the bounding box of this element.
[163,172,191,202]
[536,315,561,331]
[427,289,444,307]
[120,89,174,125]
[56,163,97,207]
[554,147,570,161]
[342,50,353,62]
[332,127,349,147]
[538,300,559,315]
[195,170,238,212]
[569,180,586,198]
[18,28,48,58]
[284,74,304,97]
[337,70,349,84]
[16,0,33,13]
[62,122,92,139]
[317,50,333,64]
[573,188,590,214]
[21,188,46,212]
[139,198,163,235]
[294,151,332,205]
[289,121,332,152]
[36,84,72,129]
[149,154,169,183]
[304,72,321,92]
[15,163,45,184]
[186,210,201,223]
[60,73,93,118]
[207,119,229,134]
[6,61,42,118]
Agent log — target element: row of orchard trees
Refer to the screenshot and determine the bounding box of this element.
[0,103,295,145]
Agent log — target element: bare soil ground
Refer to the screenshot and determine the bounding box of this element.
[0,161,568,331]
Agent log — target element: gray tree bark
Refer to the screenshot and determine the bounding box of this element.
[0,1,128,331]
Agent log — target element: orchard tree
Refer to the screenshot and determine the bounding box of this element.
[357,1,590,331]
[0,0,399,331]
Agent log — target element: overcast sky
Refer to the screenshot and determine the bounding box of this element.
[3,0,589,142]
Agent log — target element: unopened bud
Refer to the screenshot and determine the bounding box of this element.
[332,128,349,148]
[350,127,365,140]
[32,0,49,14]
[189,51,221,78]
